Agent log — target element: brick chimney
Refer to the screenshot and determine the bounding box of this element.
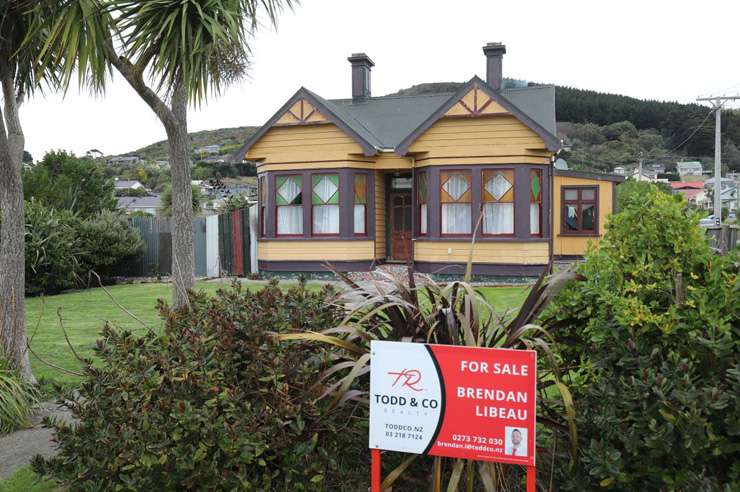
[482,42,506,90]
[348,53,374,101]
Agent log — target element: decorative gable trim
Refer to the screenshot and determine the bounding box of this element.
[395,76,561,155]
[444,86,509,117]
[275,99,329,125]
[232,88,377,162]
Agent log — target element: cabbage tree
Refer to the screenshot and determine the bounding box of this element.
[41,0,294,307]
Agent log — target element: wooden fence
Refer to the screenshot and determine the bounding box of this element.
[116,208,255,278]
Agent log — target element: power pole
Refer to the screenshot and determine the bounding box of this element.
[697,95,740,225]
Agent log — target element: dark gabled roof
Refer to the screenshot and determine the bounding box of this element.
[328,93,453,150]
[233,76,560,161]
[395,76,560,155]
[233,87,378,161]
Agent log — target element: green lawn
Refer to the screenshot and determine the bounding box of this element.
[25,280,529,385]
[0,467,56,492]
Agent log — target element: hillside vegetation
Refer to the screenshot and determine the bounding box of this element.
[127,126,258,162]
[388,81,740,172]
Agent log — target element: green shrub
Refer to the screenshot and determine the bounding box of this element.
[77,210,144,275]
[0,356,40,435]
[23,150,116,218]
[33,281,368,491]
[24,199,82,294]
[546,188,740,490]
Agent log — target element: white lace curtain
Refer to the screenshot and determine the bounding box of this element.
[354,204,365,234]
[420,204,428,234]
[483,202,514,234]
[277,205,303,235]
[530,203,540,235]
[313,205,339,234]
[442,203,471,234]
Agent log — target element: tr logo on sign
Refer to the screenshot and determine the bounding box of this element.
[387,368,423,392]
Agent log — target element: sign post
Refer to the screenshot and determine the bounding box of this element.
[369,341,537,491]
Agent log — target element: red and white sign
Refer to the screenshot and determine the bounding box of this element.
[369,341,537,467]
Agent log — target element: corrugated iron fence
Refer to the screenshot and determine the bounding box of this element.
[117,208,254,278]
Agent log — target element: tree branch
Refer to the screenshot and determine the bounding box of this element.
[101,36,178,131]
[1,67,24,163]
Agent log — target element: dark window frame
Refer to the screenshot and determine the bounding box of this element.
[530,169,543,238]
[417,171,428,236]
[353,172,369,237]
[560,185,599,236]
[310,172,341,237]
[275,173,304,238]
[439,169,473,238]
[480,167,516,238]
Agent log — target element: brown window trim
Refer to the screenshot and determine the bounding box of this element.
[530,169,543,238]
[560,185,599,236]
[481,167,515,238]
[353,172,369,237]
[275,174,304,237]
[417,171,428,236]
[310,172,341,237]
[440,169,473,237]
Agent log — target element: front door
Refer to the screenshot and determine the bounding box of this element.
[389,191,412,261]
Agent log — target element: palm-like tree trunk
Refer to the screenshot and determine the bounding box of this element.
[102,42,195,307]
[0,63,34,382]
[165,81,195,307]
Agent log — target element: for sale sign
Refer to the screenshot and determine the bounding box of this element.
[369,341,536,467]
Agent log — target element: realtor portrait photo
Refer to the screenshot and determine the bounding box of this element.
[505,427,527,457]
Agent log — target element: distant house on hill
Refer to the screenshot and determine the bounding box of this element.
[117,195,161,215]
[676,161,703,177]
[630,167,663,182]
[114,179,145,192]
[107,155,142,165]
[613,166,626,175]
[195,144,221,156]
[670,181,706,206]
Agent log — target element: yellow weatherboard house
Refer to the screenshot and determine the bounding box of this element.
[235,43,623,277]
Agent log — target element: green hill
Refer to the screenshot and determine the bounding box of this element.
[127,126,258,162]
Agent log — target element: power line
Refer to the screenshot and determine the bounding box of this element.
[665,108,716,154]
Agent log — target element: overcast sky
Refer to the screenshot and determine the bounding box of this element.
[19,0,740,159]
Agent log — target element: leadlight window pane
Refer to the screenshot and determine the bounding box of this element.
[581,189,596,201]
[564,189,578,201]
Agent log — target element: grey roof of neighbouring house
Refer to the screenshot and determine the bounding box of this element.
[234,76,559,160]
[117,195,161,209]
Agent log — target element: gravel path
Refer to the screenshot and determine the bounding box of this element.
[0,402,73,480]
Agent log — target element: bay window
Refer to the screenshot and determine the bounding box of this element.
[441,171,471,235]
[417,172,428,235]
[530,170,542,236]
[354,174,367,235]
[562,186,598,234]
[276,175,303,235]
[482,169,514,235]
[312,174,340,235]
